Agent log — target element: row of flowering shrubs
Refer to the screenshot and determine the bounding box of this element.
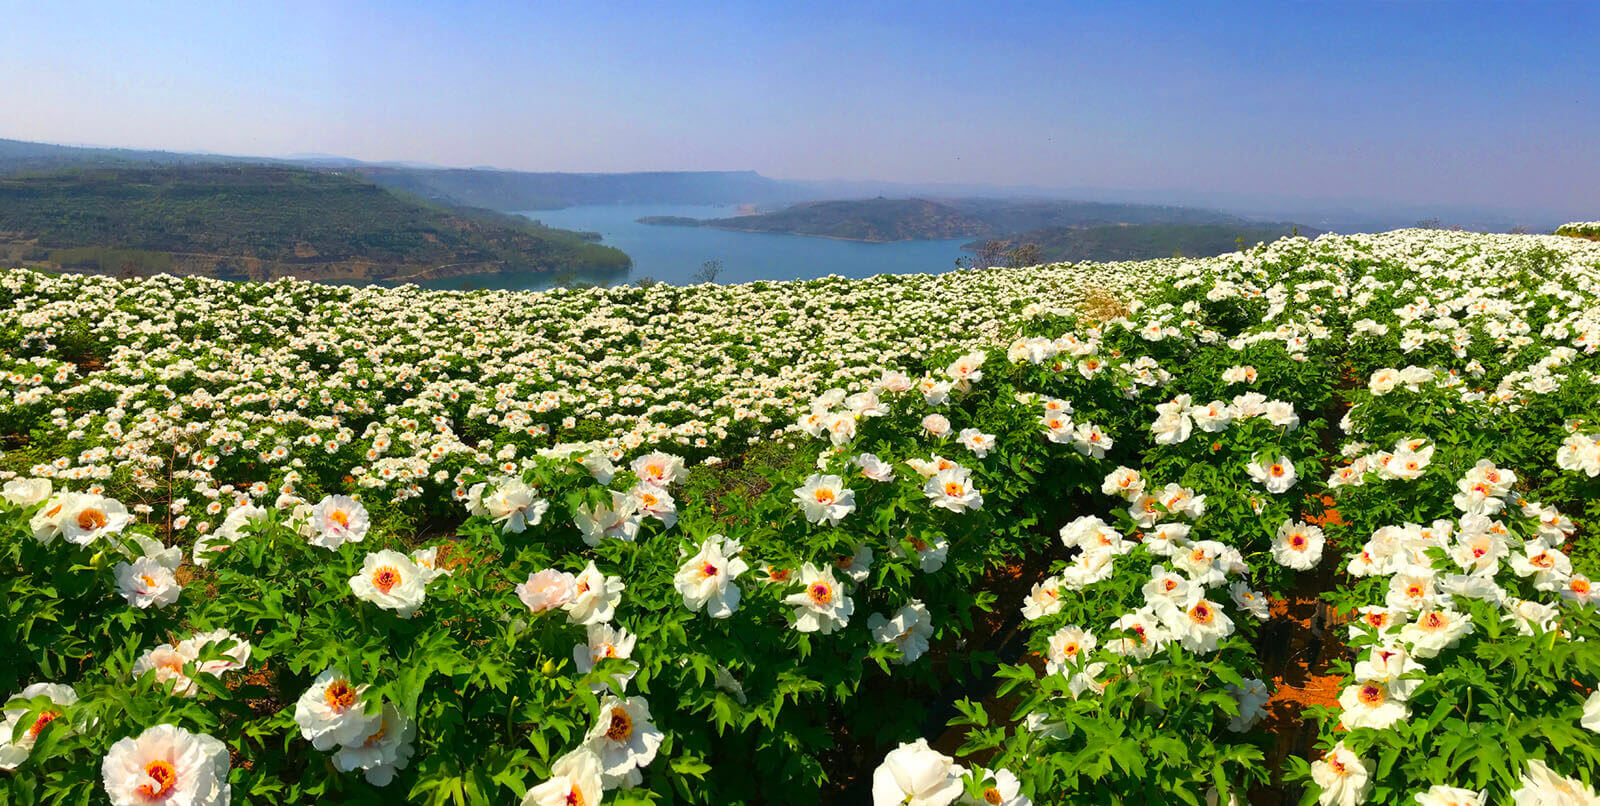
[3,229,1600,804]
[1557,222,1600,239]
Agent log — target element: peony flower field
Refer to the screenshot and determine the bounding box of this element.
[3,228,1600,805]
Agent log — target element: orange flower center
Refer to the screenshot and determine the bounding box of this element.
[138,760,178,798]
[984,788,1004,805]
[372,566,401,593]
[1290,535,1307,549]
[1358,684,1385,705]
[944,482,964,497]
[329,509,350,528]
[1573,579,1592,594]
[363,719,388,747]
[1420,612,1446,630]
[1189,602,1215,625]
[1270,464,1285,476]
[567,787,587,806]
[76,509,108,531]
[1531,553,1554,569]
[809,583,833,606]
[699,562,718,579]
[324,679,357,711]
[1062,641,1080,656]
[28,711,59,738]
[605,708,633,741]
[813,488,836,505]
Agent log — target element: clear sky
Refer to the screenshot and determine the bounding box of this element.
[2,0,1595,213]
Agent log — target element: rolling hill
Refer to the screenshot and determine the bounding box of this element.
[0,165,630,282]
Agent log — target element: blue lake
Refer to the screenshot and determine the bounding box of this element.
[420,204,971,290]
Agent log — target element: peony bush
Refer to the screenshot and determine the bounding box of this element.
[3,228,1600,804]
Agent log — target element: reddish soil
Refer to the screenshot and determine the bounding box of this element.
[1250,548,1354,804]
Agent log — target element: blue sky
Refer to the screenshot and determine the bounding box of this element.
[2,1,1595,213]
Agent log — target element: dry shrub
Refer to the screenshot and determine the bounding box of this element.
[1079,284,1131,322]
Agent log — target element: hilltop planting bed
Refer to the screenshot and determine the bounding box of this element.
[3,230,1600,805]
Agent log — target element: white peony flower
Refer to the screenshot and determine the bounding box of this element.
[294,668,374,751]
[101,724,229,806]
[630,451,685,487]
[331,701,415,786]
[573,622,638,693]
[1412,785,1486,806]
[582,695,663,788]
[793,474,856,526]
[309,494,369,550]
[521,747,606,806]
[1,478,52,508]
[1271,520,1325,570]
[59,493,134,546]
[674,534,748,618]
[963,766,1030,806]
[517,568,578,614]
[349,549,429,618]
[1156,592,1235,654]
[565,561,625,626]
[482,478,549,533]
[1509,758,1600,805]
[0,683,78,770]
[924,467,982,512]
[871,738,965,806]
[1310,742,1371,806]
[784,563,854,634]
[869,600,933,664]
[1337,678,1410,730]
[114,556,182,609]
[1246,453,1298,494]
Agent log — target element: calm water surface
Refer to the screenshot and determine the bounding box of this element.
[420,204,970,291]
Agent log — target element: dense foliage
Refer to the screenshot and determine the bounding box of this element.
[2,229,1599,805]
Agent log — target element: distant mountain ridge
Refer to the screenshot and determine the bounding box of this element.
[0,137,1572,233]
[0,138,810,211]
[351,166,807,211]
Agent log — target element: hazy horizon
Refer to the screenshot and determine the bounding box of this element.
[3,1,1597,217]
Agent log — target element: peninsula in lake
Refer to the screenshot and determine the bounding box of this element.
[639,197,1320,261]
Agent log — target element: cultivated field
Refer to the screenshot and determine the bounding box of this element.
[3,229,1599,805]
